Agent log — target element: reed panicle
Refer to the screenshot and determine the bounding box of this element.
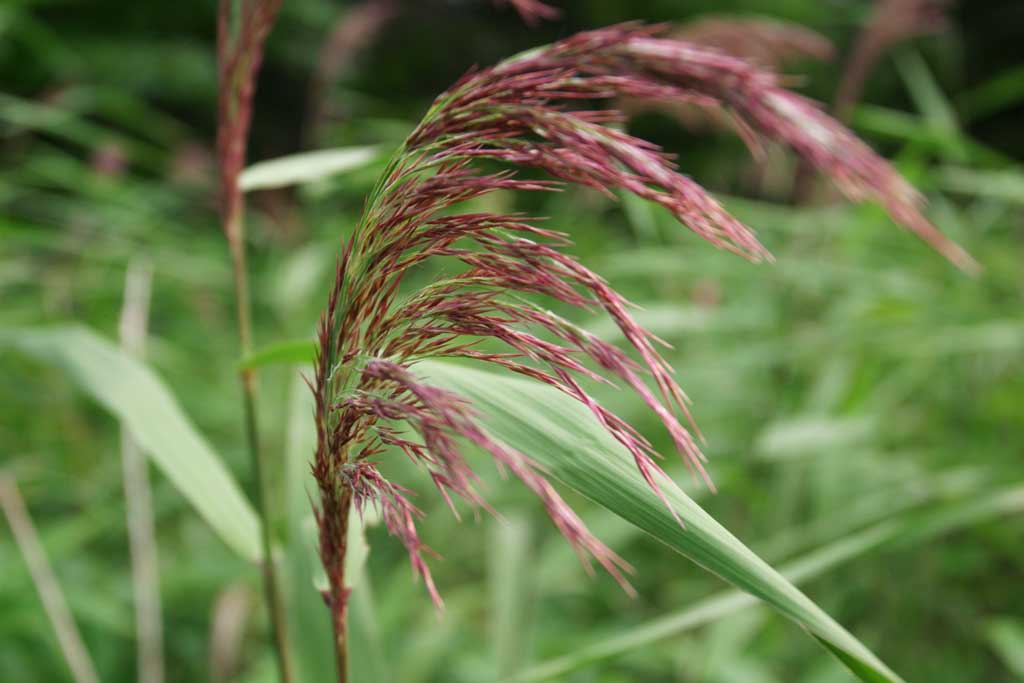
[310,22,974,680]
[619,17,834,163]
[218,0,283,243]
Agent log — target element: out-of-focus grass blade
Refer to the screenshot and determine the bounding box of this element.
[755,416,876,460]
[0,475,100,683]
[347,571,388,683]
[238,339,315,370]
[239,146,380,192]
[692,610,769,682]
[894,51,959,139]
[984,618,1024,677]
[756,467,987,560]
[937,167,1024,205]
[0,92,165,171]
[619,190,659,241]
[415,360,905,683]
[0,325,262,562]
[512,482,1024,681]
[851,105,1005,165]
[958,64,1024,123]
[585,303,766,340]
[490,516,533,679]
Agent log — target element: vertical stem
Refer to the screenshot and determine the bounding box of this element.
[327,492,352,683]
[330,577,348,683]
[244,387,291,683]
[217,2,290,678]
[832,33,885,124]
[118,260,165,683]
[304,0,396,145]
[0,475,100,683]
[313,294,358,683]
[226,204,293,683]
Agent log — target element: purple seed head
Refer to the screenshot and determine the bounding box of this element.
[311,23,974,606]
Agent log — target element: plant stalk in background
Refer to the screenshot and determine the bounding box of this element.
[308,23,974,682]
[306,0,398,143]
[215,0,291,680]
[0,475,99,683]
[118,261,164,683]
[834,0,951,121]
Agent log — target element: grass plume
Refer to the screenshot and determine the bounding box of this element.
[309,22,974,681]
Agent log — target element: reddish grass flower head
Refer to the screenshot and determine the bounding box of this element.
[619,17,834,133]
[311,23,974,608]
[216,0,283,236]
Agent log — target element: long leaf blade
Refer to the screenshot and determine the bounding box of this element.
[416,359,904,683]
[239,146,380,192]
[1,325,262,562]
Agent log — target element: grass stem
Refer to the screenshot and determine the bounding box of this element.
[225,205,294,683]
[329,493,353,683]
[118,260,165,683]
[0,474,100,683]
[216,1,292,674]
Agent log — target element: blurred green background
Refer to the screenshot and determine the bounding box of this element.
[2,0,1023,681]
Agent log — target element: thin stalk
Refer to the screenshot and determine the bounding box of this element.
[209,583,254,679]
[118,260,164,683]
[216,1,291,679]
[315,428,354,682]
[225,203,293,683]
[0,474,99,683]
[243,385,291,683]
[313,271,360,682]
[329,493,353,683]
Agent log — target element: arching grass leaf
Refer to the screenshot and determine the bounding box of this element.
[1,325,262,562]
[416,359,905,683]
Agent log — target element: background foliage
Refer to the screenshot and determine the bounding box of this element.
[2,1,1023,681]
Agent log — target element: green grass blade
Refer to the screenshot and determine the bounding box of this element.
[984,618,1024,677]
[347,571,389,683]
[238,339,315,370]
[0,324,262,562]
[851,105,1006,164]
[958,63,1024,123]
[490,516,533,679]
[937,167,1024,205]
[894,51,960,138]
[511,481,1024,681]
[416,359,904,683]
[239,146,380,192]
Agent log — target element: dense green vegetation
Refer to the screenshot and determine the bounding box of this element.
[2,1,1023,682]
